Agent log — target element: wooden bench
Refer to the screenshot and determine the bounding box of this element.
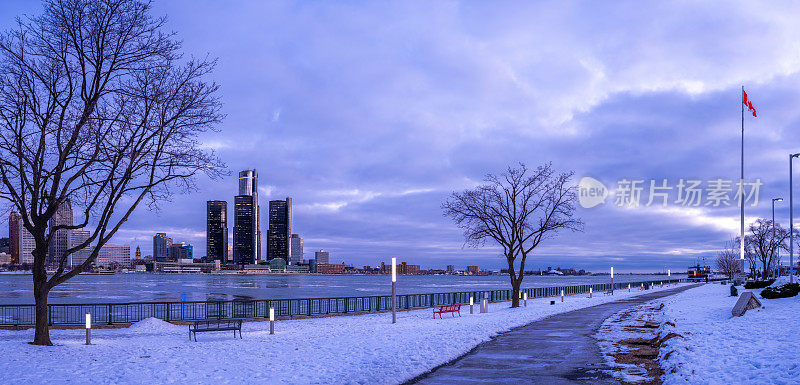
[432,304,462,319]
[189,319,243,341]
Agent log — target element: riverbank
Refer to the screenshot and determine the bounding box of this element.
[0,283,689,385]
[657,283,800,385]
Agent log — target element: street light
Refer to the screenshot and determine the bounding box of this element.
[773,197,784,279]
[791,153,800,283]
[391,257,397,324]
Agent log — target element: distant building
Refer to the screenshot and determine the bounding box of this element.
[47,199,73,267]
[466,266,479,274]
[267,198,292,263]
[0,252,10,265]
[135,246,141,260]
[18,217,35,265]
[289,234,303,265]
[151,261,217,273]
[69,229,91,267]
[0,237,9,254]
[227,242,233,263]
[315,263,347,274]
[234,169,260,265]
[8,212,20,264]
[153,233,172,262]
[168,243,191,261]
[206,200,228,262]
[233,194,256,265]
[314,250,329,265]
[268,258,286,272]
[95,244,130,268]
[400,262,421,275]
[446,265,455,273]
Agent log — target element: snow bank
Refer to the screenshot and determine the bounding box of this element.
[658,284,800,385]
[0,283,688,385]
[127,317,183,334]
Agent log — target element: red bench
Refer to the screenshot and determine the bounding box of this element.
[433,304,462,319]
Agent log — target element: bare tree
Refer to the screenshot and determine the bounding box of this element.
[715,239,741,279]
[744,219,794,280]
[0,0,224,345]
[442,163,582,308]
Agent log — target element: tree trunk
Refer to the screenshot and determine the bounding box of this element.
[31,247,52,346]
[510,278,521,308]
[32,277,52,346]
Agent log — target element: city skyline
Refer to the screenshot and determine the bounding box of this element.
[4,2,800,272]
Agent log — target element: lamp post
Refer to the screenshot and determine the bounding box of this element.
[792,153,800,283]
[773,197,784,279]
[391,257,397,324]
[269,307,275,334]
[85,313,91,345]
[610,267,614,295]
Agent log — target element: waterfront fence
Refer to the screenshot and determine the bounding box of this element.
[0,278,682,326]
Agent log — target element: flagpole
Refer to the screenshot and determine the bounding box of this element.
[740,86,745,266]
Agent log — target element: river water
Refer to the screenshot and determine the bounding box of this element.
[0,273,682,304]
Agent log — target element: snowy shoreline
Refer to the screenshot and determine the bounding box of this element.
[0,283,687,385]
[657,283,800,385]
[597,282,800,385]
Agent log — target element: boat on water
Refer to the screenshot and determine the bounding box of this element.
[687,264,711,280]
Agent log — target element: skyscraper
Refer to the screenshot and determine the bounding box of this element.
[8,211,20,265]
[69,229,91,267]
[153,233,172,262]
[233,195,255,265]
[206,200,228,262]
[314,250,329,265]
[289,234,303,265]
[234,169,259,266]
[48,199,73,267]
[267,198,292,263]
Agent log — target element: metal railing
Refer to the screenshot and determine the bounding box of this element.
[0,278,682,326]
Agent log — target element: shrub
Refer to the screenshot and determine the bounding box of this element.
[761,283,800,299]
[744,280,775,289]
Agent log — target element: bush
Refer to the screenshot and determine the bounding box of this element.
[744,280,775,289]
[761,283,800,299]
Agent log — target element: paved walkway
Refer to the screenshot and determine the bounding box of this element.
[410,284,700,385]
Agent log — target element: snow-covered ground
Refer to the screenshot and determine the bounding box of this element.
[595,298,666,383]
[658,283,800,385]
[0,283,686,385]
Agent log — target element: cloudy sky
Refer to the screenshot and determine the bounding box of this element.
[3,1,800,272]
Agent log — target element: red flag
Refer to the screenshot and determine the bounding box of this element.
[743,90,748,105]
[748,101,757,117]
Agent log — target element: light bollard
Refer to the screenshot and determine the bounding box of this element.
[470,296,474,314]
[269,307,275,335]
[480,292,489,313]
[561,290,564,302]
[628,283,631,292]
[589,287,593,298]
[610,267,614,295]
[523,292,528,307]
[391,257,397,324]
[85,313,91,345]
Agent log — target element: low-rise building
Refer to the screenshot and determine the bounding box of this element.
[315,263,347,274]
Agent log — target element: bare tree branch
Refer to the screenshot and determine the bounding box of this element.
[0,0,225,345]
